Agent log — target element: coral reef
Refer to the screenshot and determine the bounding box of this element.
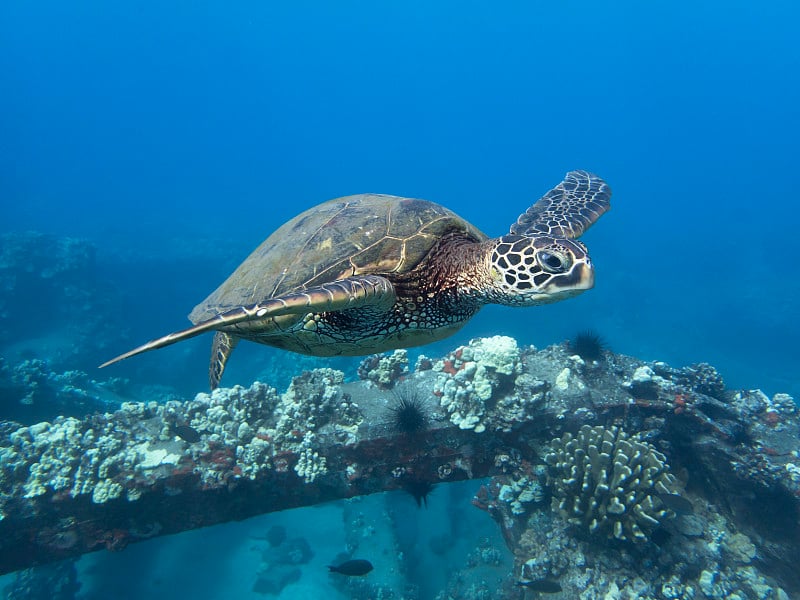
[683,362,726,399]
[1,335,799,598]
[3,559,79,600]
[651,361,727,400]
[520,513,789,600]
[498,474,545,515]
[432,335,529,432]
[503,503,791,600]
[480,458,793,599]
[0,357,123,423]
[0,232,120,369]
[293,442,327,483]
[0,232,96,328]
[0,368,359,517]
[545,425,678,542]
[357,349,409,388]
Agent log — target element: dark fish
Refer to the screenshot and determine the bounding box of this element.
[328,559,373,576]
[171,424,201,443]
[657,492,694,515]
[516,579,562,593]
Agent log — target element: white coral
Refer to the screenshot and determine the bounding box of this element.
[237,437,273,479]
[92,479,123,504]
[294,446,327,483]
[499,476,545,515]
[554,367,586,394]
[463,335,522,376]
[435,336,523,433]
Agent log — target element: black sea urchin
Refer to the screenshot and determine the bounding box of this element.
[569,330,607,362]
[403,478,435,508]
[387,387,429,434]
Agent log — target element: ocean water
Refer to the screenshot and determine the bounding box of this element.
[1,1,798,598]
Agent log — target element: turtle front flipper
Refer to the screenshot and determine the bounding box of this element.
[510,170,611,239]
[99,275,397,381]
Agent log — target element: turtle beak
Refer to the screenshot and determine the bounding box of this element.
[545,259,594,296]
[574,260,595,290]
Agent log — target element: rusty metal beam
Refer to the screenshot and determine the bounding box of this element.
[0,406,545,575]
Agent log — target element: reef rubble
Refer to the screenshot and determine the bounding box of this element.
[0,337,798,597]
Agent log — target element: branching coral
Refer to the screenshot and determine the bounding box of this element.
[545,425,678,542]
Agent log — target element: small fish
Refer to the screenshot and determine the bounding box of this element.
[657,492,694,515]
[516,579,562,593]
[328,559,373,576]
[171,424,201,443]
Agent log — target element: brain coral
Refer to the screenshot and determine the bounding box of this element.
[545,425,678,542]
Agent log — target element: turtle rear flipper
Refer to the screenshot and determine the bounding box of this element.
[99,274,397,375]
[510,170,611,239]
[209,332,238,390]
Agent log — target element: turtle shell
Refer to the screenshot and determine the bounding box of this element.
[189,194,487,323]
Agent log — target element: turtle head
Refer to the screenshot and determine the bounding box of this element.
[486,234,594,305]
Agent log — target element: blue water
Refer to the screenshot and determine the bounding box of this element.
[1,0,798,596]
[3,1,798,397]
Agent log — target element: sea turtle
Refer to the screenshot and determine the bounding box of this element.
[101,170,610,389]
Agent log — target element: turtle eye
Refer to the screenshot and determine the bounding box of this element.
[537,250,570,274]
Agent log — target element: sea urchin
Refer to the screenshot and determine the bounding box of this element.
[387,386,429,435]
[403,477,435,508]
[569,330,607,362]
